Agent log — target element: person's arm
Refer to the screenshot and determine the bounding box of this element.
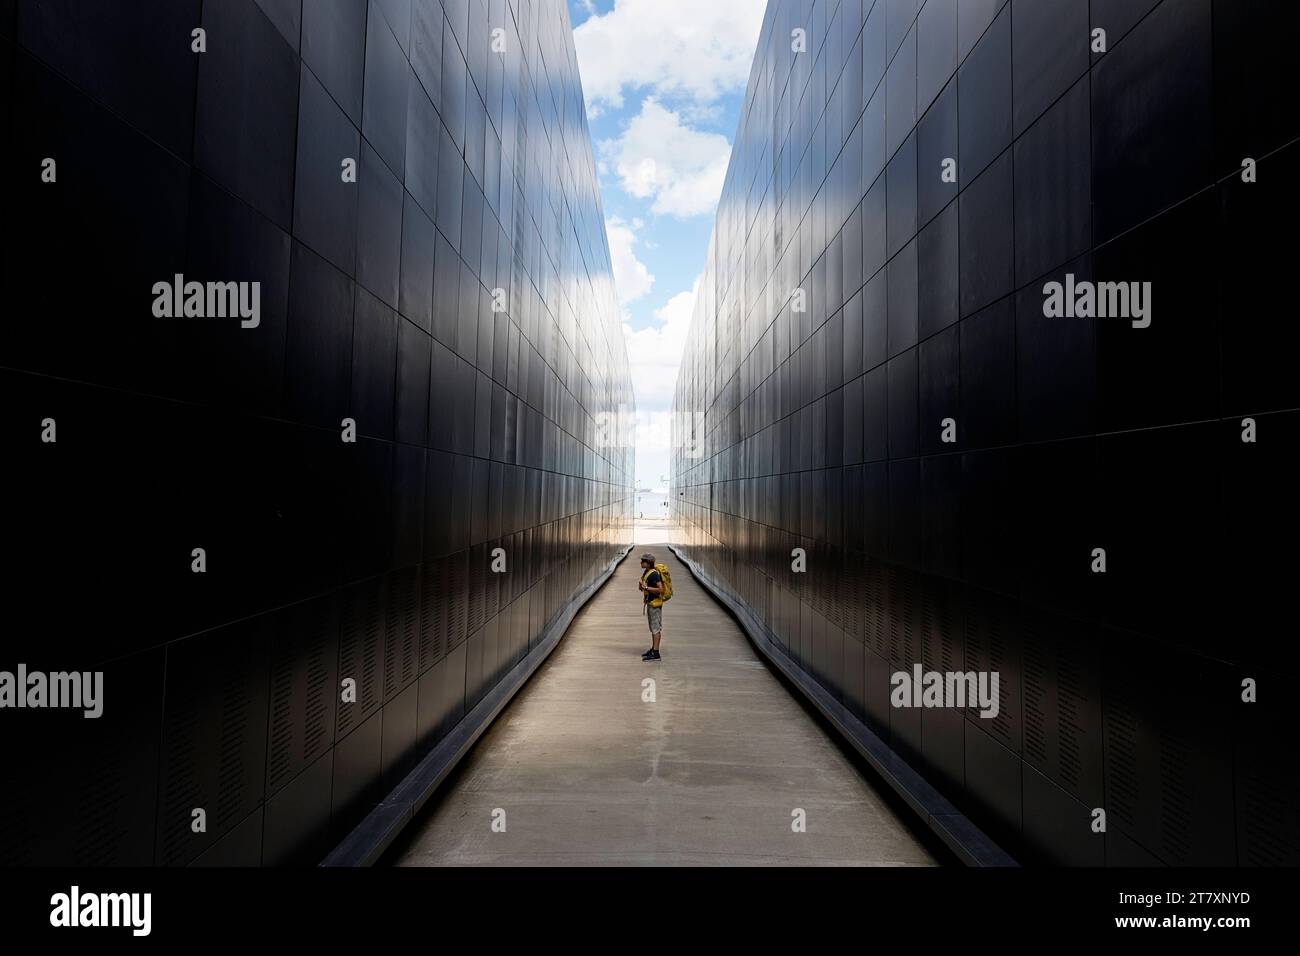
[645,572,663,596]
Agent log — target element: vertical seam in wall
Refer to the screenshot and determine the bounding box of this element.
[1203,0,1240,867]
[151,642,171,865]
[1086,0,1106,866]
[280,15,305,424]
[1006,0,1021,851]
[164,0,209,872]
[256,602,274,864]
[184,0,205,278]
[337,0,371,862]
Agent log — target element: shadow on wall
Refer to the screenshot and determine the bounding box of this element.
[669,0,1299,867]
[0,0,634,865]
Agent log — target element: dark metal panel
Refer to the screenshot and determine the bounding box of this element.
[4,0,634,868]
[1100,631,1235,866]
[963,718,1022,848]
[1010,0,1088,139]
[265,595,340,796]
[195,0,298,229]
[254,0,299,52]
[1090,0,1212,242]
[263,750,335,865]
[1012,77,1090,287]
[156,620,268,866]
[957,150,1013,317]
[362,0,409,178]
[284,240,355,427]
[17,0,200,156]
[176,173,292,413]
[956,0,1009,181]
[330,709,384,844]
[357,143,404,309]
[292,65,360,275]
[190,807,265,867]
[1022,764,1103,866]
[351,287,399,440]
[301,0,366,124]
[399,190,436,331]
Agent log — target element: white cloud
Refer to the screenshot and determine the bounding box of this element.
[678,102,725,126]
[573,0,766,112]
[624,275,698,414]
[604,216,655,306]
[624,276,699,494]
[600,99,731,217]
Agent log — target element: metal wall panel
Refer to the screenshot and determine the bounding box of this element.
[671,0,1299,866]
[1,0,633,865]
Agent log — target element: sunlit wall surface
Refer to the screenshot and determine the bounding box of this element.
[672,0,1297,865]
[1,0,633,865]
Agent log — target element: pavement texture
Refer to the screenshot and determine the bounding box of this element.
[390,537,939,866]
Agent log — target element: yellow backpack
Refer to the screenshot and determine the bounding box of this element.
[643,563,673,607]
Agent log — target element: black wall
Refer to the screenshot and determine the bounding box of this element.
[671,0,1298,866]
[0,0,633,865]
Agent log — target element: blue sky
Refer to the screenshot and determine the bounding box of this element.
[568,0,765,491]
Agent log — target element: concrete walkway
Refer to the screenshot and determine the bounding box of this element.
[390,538,939,866]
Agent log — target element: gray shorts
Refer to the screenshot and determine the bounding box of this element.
[646,604,662,633]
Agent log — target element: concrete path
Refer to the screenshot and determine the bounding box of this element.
[390,538,939,866]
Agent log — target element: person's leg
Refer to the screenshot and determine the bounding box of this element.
[643,604,656,657]
[644,606,662,658]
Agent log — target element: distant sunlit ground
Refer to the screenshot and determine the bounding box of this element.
[633,517,678,544]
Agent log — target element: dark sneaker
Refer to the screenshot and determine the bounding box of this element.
[641,648,655,659]
[646,650,662,661]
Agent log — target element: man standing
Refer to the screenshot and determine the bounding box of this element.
[638,553,664,661]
